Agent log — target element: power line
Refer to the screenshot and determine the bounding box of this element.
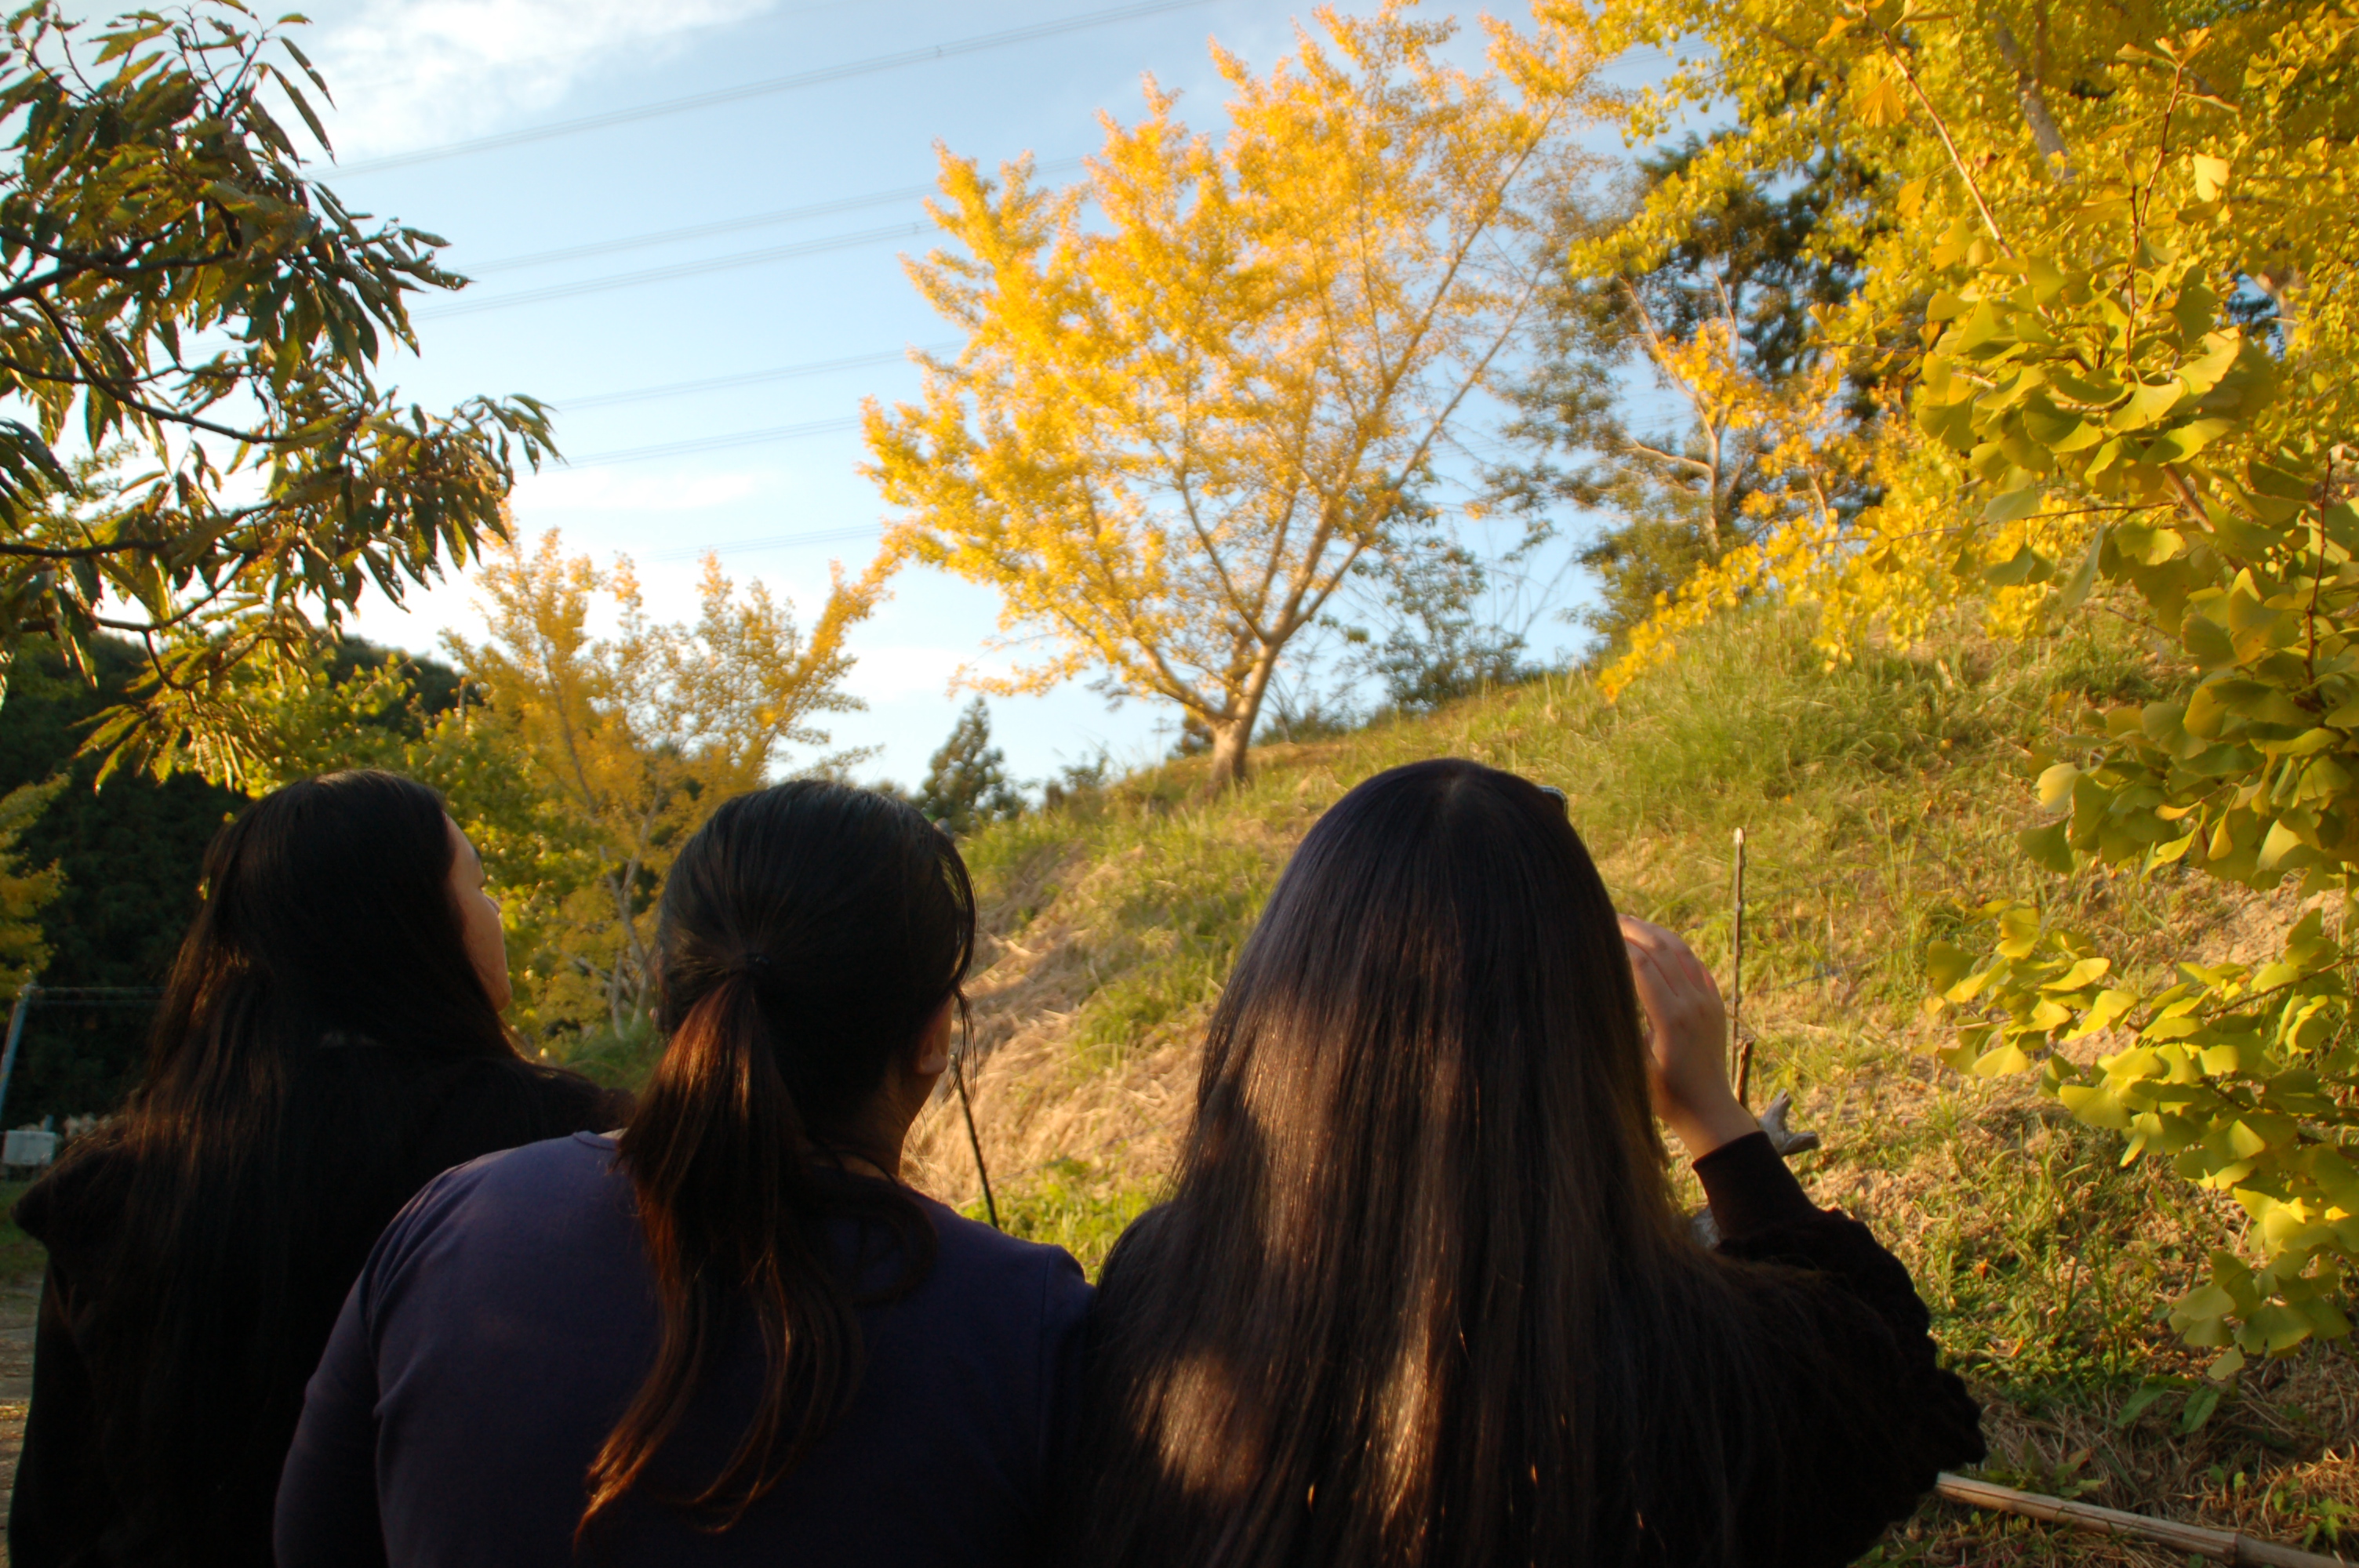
[564,416,864,467]
[464,158,1088,275]
[559,343,957,411]
[329,0,1219,176]
[420,221,932,319]
[651,524,881,563]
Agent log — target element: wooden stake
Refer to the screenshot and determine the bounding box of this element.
[953,1046,998,1230]
[1730,828,1749,1107]
[1937,1472,2350,1566]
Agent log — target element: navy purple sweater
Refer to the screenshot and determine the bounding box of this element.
[274,1134,1092,1567]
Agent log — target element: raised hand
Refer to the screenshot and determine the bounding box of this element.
[1619,914,1759,1160]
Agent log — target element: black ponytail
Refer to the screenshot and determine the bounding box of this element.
[580,782,975,1537]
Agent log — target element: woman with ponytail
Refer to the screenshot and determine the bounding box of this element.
[276,781,1092,1566]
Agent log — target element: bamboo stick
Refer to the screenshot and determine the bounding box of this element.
[1936,1472,2351,1566]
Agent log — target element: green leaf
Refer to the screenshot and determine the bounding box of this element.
[2115,1378,2173,1425]
[1925,939,1974,993]
[2020,818,2076,874]
[2050,528,2104,619]
[2059,1082,2132,1128]
[2258,818,2309,872]
[2110,379,2186,431]
[1982,487,2045,527]
[1973,1040,2034,1076]
[2065,988,2140,1040]
[2043,956,2112,992]
[1984,544,2056,586]
[2148,418,2234,463]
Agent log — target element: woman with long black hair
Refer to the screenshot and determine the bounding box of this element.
[9,769,623,1567]
[1056,759,1983,1568]
[275,779,1091,1566]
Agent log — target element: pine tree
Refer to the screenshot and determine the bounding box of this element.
[917,699,1023,838]
[1500,136,1871,644]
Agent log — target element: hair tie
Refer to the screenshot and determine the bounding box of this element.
[736,953,772,976]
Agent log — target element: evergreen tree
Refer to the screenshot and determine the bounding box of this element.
[917,699,1023,838]
[0,634,469,1120]
[1350,536,1532,714]
[0,641,244,1118]
[1500,136,1873,644]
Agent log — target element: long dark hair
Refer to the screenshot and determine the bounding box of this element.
[63,769,593,1559]
[582,779,976,1537]
[1061,759,1846,1567]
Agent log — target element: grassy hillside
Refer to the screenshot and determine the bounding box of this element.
[903,607,2359,1564]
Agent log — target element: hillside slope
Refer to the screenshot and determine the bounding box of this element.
[905,608,2359,1564]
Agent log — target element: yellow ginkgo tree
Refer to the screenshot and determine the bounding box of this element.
[446,532,878,1034]
[863,2,1598,788]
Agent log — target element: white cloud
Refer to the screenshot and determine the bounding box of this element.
[299,0,776,158]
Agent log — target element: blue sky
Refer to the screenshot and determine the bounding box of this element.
[278,0,1628,787]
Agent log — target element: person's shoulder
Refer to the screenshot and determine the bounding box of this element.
[421,1051,625,1128]
[1090,1203,1175,1304]
[911,1190,1092,1321]
[369,1134,623,1279]
[425,1130,622,1208]
[11,1133,133,1250]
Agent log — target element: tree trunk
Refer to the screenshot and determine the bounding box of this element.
[1206,718,1252,792]
[1204,657,1281,793]
[1992,23,2073,180]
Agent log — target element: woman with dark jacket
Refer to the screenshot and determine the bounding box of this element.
[9,770,624,1567]
[275,780,1091,1566]
[1056,759,1984,1568]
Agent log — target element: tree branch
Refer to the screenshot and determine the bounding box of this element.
[1992,23,2074,181]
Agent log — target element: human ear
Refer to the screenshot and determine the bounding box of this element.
[912,996,956,1079]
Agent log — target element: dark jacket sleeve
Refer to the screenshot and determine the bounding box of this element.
[273,1276,389,1568]
[7,1261,116,1568]
[1694,1133,1985,1567]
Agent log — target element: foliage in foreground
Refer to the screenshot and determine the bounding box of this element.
[1569,0,2359,1371]
[0,2,551,782]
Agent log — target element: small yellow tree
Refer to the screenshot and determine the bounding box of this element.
[449,532,877,1033]
[863,2,1597,788]
[0,779,64,997]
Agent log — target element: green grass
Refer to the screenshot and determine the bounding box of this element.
[960,1157,1159,1279]
[538,1017,664,1092]
[0,1178,44,1283]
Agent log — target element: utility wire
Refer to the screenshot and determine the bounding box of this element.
[420,221,932,319]
[565,416,863,467]
[329,0,1220,176]
[463,158,1088,274]
[559,343,957,410]
[650,524,881,563]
